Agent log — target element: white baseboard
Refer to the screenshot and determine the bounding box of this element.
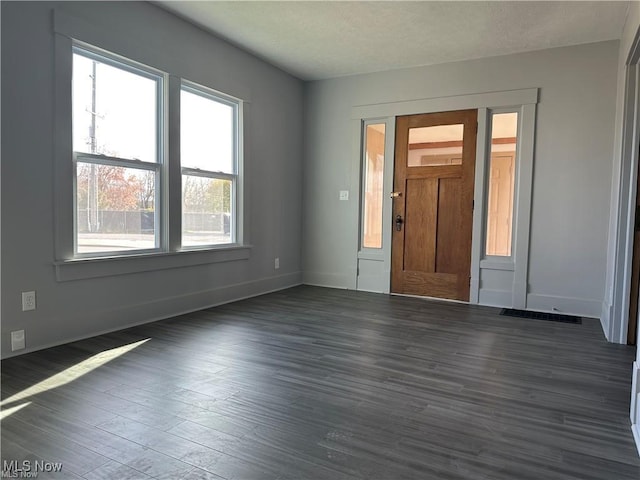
[302,271,351,289]
[525,293,602,319]
[632,361,640,419]
[2,271,302,359]
[600,300,612,342]
[631,361,640,457]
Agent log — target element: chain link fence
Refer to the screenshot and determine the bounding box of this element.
[78,210,229,234]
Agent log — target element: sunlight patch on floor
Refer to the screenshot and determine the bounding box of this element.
[0,401,31,420]
[1,338,150,410]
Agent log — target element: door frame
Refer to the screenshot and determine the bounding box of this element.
[351,88,538,307]
[628,155,640,346]
[607,29,640,345]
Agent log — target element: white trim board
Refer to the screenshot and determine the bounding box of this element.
[600,300,612,341]
[2,271,302,359]
[633,424,640,457]
[525,294,602,319]
[303,272,351,289]
[631,361,640,456]
[351,88,538,119]
[355,115,396,294]
[55,246,253,281]
[470,107,489,304]
[352,88,538,311]
[605,26,640,344]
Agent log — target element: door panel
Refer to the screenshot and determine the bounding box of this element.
[436,178,463,274]
[404,272,458,297]
[404,178,437,272]
[391,109,477,301]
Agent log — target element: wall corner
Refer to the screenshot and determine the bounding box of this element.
[601,300,613,342]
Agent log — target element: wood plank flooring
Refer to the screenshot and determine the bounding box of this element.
[2,285,639,479]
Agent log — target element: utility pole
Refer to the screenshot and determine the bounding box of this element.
[88,60,99,232]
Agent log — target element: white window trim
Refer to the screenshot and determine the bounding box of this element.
[359,118,387,253]
[73,152,164,256]
[474,103,537,307]
[71,44,165,257]
[53,11,251,281]
[355,116,396,293]
[179,81,241,249]
[480,107,521,265]
[351,88,538,304]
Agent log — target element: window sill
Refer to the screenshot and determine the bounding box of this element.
[54,245,252,282]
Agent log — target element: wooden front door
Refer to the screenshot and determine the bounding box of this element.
[391,109,477,301]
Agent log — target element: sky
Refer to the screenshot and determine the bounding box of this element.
[73,50,234,173]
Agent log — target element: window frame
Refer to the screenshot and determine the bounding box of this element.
[351,89,537,303]
[359,119,387,251]
[180,81,241,249]
[71,44,165,258]
[53,13,251,281]
[483,108,521,261]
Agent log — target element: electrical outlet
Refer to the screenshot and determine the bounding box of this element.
[339,190,349,201]
[22,291,36,311]
[11,330,25,351]
[275,257,280,269]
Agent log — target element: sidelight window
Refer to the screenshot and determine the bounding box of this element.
[485,112,518,257]
[362,122,386,249]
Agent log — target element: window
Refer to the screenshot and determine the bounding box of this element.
[407,124,463,167]
[72,46,162,255]
[362,122,385,249]
[181,85,238,247]
[69,43,243,261]
[486,111,518,257]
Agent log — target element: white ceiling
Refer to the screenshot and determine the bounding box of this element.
[157,1,630,81]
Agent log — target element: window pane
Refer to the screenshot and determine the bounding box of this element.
[408,124,463,167]
[486,112,518,257]
[73,52,158,163]
[182,175,232,247]
[363,124,385,249]
[76,163,156,253]
[181,89,234,173]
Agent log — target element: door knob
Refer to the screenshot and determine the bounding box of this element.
[395,215,404,231]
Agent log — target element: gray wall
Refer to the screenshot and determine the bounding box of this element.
[303,41,619,315]
[1,1,304,357]
[0,2,622,358]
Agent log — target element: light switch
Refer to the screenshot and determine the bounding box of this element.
[339,190,349,201]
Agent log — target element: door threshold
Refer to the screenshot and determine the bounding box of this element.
[390,292,468,305]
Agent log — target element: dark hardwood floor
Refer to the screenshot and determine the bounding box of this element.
[2,285,639,479]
